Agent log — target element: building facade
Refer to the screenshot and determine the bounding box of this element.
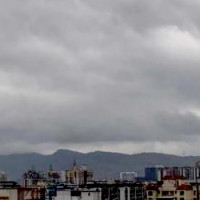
[146,175,194,200]
[66,164,93,185]
[120,172,138,182]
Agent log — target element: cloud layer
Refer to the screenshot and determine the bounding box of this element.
[0,0,200,155]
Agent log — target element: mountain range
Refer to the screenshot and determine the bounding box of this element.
[0,149,200,182]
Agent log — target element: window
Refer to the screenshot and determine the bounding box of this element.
[180,198,184,200]
[162,191,169,196]
[148,191,153,196]
[180,191,184,196]
[88,192,90,196]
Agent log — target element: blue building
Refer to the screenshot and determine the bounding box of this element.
[145,166,164,181]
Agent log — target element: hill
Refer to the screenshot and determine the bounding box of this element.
[0,149,199,181]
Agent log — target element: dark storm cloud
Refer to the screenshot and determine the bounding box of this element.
[0,0,199,154]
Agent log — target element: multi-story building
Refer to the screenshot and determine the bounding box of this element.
[0,181,45,200]
[145,166,164,181]
[47,182,144,200]
[23,170,45,186]
[120,172,137,182]
[66,163,93,185]
[145,165,200,182]
[23,168,60,186]
[195,161,200,180]
[53,187,101,200]
[119,184,144,200]
[146,175,193,200]
[0,171,8,181]
[163,167,179,177]
[179,167,196,181]
[47,167,60,184]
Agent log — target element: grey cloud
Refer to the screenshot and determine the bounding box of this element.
[156,111,200,138]
[0,0,199,154]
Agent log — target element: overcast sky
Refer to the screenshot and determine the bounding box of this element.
[0,0,200,155]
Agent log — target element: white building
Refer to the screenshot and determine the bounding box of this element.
[120,172,137,182]
[54,188,101,200]
[0,171,8,181]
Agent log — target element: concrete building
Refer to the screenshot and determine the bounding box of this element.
[23,167,61,187]
[120,172,137,182]
[66,163,93,185]
[119,185,144,200]
[179,167,196,181]
[0,182,45,200]
[60,171,66,183]
[23,170,45,186]
[195,161,200,179]
[145,166,199,182]
[18,187,45,200]
[0,188,18,200]
[47,167,60,184]
[146,175,194,200]
[0,171,8,182]
[145,166,164,181]
[54,188,101,200]
[47,182,144,200]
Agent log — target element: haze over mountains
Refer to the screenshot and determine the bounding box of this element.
[1,149,200,182]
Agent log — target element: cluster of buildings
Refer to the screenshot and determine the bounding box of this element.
[144,164,200,182]
[0,180,144,200]
[146,175,198,200]
[144,162,200,200]
[65,162,93,185]
[47,182,144,200]
[1,162,200,200]
[23,162,93,187]
[0,162,144,200]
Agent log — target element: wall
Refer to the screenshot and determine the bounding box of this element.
[0,189,18,200]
